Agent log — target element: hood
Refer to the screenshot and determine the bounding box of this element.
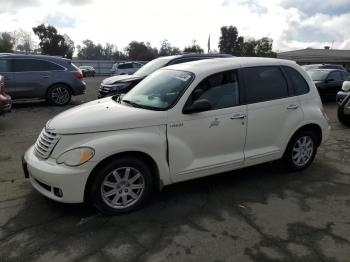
[102,75,144,85]
[47,98,167,134]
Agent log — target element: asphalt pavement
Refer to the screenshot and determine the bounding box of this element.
[0,77,350,262]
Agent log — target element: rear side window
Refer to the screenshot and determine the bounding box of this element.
[188,70,240,110]
[118,63,132,69]
[282,66,309,95]
[243,66,289,104]
[0,59,11,72]
[13,59,64,72]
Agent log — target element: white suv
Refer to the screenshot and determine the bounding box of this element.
[23,58,330,214]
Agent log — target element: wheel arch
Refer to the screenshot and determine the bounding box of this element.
[84,151,161,202]
[285,123,323,152]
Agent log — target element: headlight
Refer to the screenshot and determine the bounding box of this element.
[57,147,95,166]
[104,83,129,91]
[342,81,350,92]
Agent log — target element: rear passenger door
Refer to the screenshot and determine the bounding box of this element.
[242,66,303,165]
[12,59,54,99]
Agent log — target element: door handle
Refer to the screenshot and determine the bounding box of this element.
[41,75,49,78]
[287,105,299,110]
[231,114,246,120]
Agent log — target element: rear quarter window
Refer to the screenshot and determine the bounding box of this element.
[282,66,310,96]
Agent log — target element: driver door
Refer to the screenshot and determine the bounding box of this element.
[167,70,247,182]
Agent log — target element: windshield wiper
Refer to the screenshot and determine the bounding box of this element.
[122,99,144,108]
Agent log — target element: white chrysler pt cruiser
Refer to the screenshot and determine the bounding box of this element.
[23,58,330,214]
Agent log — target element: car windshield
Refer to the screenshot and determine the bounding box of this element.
[307,70,329,81]
[133,57,174,77]
[121,69,194,110]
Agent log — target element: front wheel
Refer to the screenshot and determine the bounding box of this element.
[337,106,350,126]
[284,131,317,171]
[47,85,72,106]
[89,157,153,215]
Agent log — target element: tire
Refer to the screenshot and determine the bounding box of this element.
[337,106,350,126]
[89,157,154,215]
[46,84,72,106]
[283,130,318,171]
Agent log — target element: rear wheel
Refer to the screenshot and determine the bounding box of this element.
[47,85,72,106]
[89,157,153,215]
[284,130,317,171]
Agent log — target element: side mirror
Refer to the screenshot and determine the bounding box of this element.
[183,99,211,114]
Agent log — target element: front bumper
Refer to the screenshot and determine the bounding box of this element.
[98,85,119,98]
[23,145,96,203]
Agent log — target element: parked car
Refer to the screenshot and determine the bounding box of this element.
[110,62,143,76]
[0,54,86,106]
[0,75,11,115]
[302,64,347,71]
[99,53,232,98]
[23,57,330,214]
[306,69,350,98]
[337,80,350,126]
[79,66,95,77]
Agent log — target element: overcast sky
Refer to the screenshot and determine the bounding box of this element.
[1,0,350,53]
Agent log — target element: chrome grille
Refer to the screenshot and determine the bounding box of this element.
[34,128,60,159]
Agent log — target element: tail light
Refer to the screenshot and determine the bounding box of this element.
[72,71,83,80]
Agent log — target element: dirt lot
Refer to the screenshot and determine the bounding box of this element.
[1,77,350,262]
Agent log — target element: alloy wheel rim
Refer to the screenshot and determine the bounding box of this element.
[51,87,70,105]
[101,167,145,209]
[292,136,314,167]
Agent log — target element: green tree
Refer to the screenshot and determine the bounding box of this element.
[126,41,158,61]
[255,37,276,57]
[77,39,103,59]
[218,26,244,56]
[32,24,74,58]
[183,40,204,54]
[0,32,15,53]
[159,40,180,56]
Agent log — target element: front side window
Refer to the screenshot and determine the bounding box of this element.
[341,71,350,81]
[187,70,240,110]
[328,71,342,82]
[133,63,142,69]
[0,59,10,72]
[307,70,329,81]
[122,69,194,110]
[282,66,309,95]
[243,66,289,104]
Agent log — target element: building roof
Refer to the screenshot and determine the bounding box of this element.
[277,49,350,63]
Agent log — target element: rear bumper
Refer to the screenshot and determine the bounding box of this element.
[73,82,86,96]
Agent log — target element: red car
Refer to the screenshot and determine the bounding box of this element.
[0,75,12,115]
